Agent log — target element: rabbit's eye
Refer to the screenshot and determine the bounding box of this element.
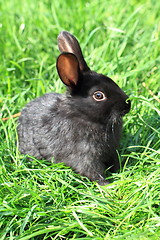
[93,91,106,101]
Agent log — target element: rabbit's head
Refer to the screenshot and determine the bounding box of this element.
[56,31,131,124]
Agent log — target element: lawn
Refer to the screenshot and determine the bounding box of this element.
[0,0,160,239]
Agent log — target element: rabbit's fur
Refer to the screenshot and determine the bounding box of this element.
[18,31,131,185]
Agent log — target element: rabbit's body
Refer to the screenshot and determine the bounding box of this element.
[18,31,131,185]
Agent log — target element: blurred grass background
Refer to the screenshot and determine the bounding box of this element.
[0,0,160,239]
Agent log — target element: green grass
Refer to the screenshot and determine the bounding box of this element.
[0,0,160,239]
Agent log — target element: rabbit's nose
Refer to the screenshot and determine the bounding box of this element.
[122,99,131,115]
[125,98,131,107]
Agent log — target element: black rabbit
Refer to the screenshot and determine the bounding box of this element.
[18,31,131,185]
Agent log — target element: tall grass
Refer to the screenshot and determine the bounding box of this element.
[0,0,160,239]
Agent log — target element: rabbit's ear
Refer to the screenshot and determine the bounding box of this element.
[56,53,80,87]
[58,31,90,72]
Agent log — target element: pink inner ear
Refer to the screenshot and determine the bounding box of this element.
[57,53,80,87]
